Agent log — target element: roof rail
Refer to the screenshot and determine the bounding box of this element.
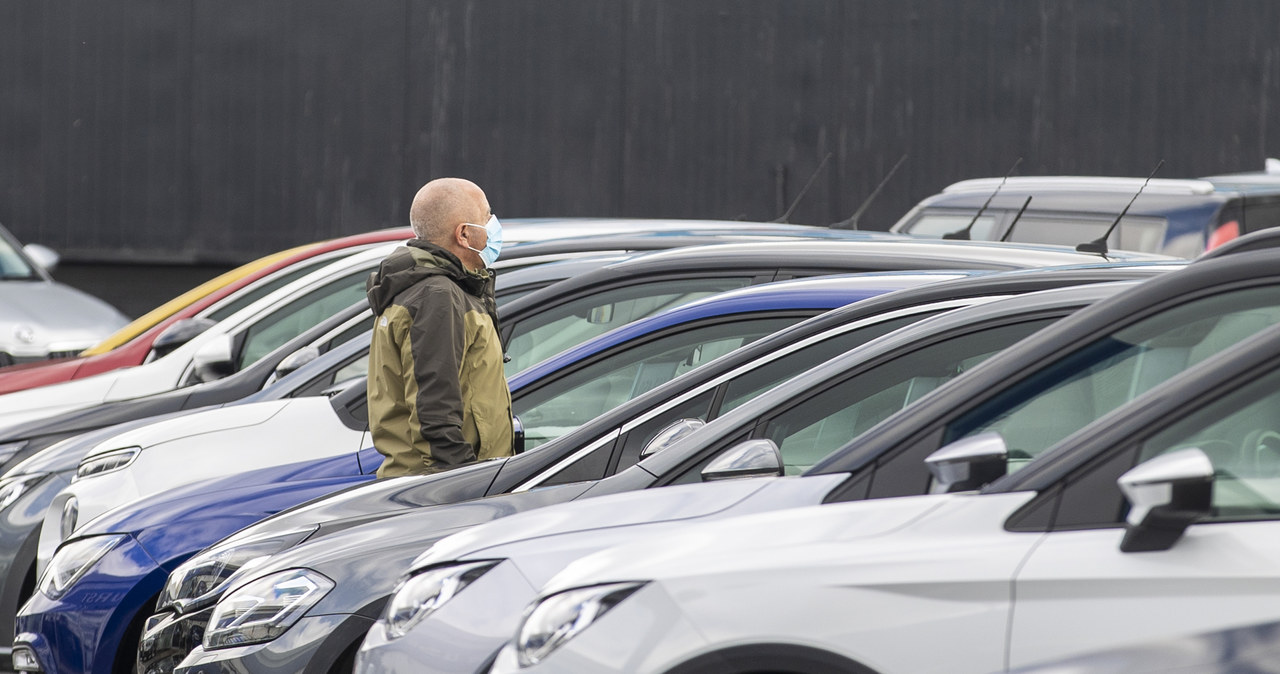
[942,176,1215,196]
[1197,228,1280,261]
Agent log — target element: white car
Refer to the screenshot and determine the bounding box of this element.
[491,321,1280,674]
[0,244,393,428]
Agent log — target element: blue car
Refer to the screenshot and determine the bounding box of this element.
[12,272,951,674]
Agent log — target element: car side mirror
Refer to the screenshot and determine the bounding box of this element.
[513,416,525,454]
[924,432,1008,494]
[700,439,783,482]
[639,418,706,460]
[22,243,59,272]
[151,318,217,360]
[191,334,235,383]
[1118,448,1213,553]
[274,346,320,381]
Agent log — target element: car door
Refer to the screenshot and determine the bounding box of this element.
[1007,365,1280,669]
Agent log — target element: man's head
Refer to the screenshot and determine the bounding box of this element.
[409,178,493,271]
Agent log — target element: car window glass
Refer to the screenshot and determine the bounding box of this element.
[236,269,370,370]
[947,285,1280,473]
[718,313,935,415]
[759,319,1055,475]
[504,277,755,375]
[1137,367,1280,519]
[1242,202,1280,234]
[903,213,999,240]
[513,316,799,449]
[1010,215,1167,254]
[0,232,35,279]
[205,257,339,322]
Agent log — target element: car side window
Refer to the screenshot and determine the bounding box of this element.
[945,286,1280,473]
[611,390,718,473]
[758,319,1057,476]
[236,269,370,370]
[205,257,338,322]
[513,316,800,450]
[1138,367,1280,519]
[503,277,756,375]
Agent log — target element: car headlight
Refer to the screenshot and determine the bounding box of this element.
[73,446,141,481]
[40,534,126,599]
[203,568,334,650]
[516,582,646,667]
[383,560,498,640]
[0,440,28,466]
[0,473,46,511]
[158,526,318,613]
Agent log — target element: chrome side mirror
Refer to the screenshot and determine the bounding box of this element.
[701,439,783,482]
[925,432,1008,494]
[274,346,320,381]
[639,418,705,460]
[1118,448,1213,553]
[22,243,59,272]
[191,334,235,383]
[151,318,217,360]
[513,416,525,454]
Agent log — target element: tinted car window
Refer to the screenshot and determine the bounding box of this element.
[206,257,340,322]
[947,286,1280,472]
[1138,367,1280,518]
[504,277,756,375]
[759,319,1057,475]
[1011,215,1167,254]
[236,269,370,369]
[513,316,799,449]
[903,213,999,240]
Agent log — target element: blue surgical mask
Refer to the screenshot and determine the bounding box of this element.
[463,215,503,267]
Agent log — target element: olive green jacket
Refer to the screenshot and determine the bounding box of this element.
[365,241,513,477]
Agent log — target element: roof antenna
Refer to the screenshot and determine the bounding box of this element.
[998,196,1033,242]
[831,154,908,230]
[942,157,1023,240]
[1075,159,1164,258]
[774,153,833,223]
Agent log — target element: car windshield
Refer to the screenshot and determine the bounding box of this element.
[0,229,38,280]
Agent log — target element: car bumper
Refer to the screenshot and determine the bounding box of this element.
[356,560,535,674]
[13,534,166,674]
[0,472,69,671]
[174,613,374,674]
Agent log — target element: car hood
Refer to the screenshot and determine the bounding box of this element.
[0,281,127,354]
[412,474,843,570]
[78,399,292,458]
[5,410,201,475]
[540,492,1018,596]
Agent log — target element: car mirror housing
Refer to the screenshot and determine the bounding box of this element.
[513,415,525,454]
[925,432,1008,494]
[273,346,320,382]
[701,439,783,482]
[22,243,59,272]
[152,318,217,360]
[191,333,236,383]
[639,418,706,460]
[1118,447,1214,553]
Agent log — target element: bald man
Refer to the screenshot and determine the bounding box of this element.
[365,178,513,477]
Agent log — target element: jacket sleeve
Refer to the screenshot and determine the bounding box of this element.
[405,285,476,470]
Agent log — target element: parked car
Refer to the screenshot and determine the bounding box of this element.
[0,228,410,395]
[890,175,1280,257]
[15,274,922,674]
[491,318,1280,674]
[348,247,1280,673]
[0,222,129,367]
[496,237,1165,374]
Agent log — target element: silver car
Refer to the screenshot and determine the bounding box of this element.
[0,224,128,367]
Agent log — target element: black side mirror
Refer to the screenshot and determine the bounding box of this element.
[924,432,1008,494]
[1118,448,1214,553]
[512,416,525,454]
[152,318,217,360]
[700,439,784,482]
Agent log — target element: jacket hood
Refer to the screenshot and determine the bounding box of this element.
[365,240,492,315]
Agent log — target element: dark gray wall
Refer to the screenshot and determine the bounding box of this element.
[3,1,1278,265]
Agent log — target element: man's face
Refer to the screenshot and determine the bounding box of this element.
[456,196,493,271]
